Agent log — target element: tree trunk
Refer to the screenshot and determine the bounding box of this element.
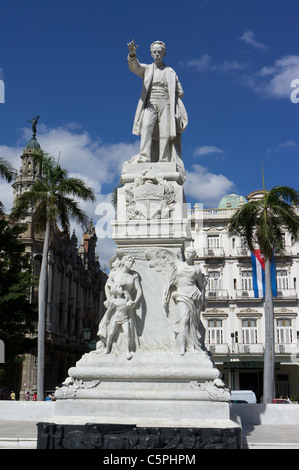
[37,220,50,401]
[263,258,275,403]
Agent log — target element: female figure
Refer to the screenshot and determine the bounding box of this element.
[164,247,207,355]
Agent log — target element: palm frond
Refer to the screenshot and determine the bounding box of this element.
[0,157,15,183]
[228,185,299,260]
[58,177,96,202]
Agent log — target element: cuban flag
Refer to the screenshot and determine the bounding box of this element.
[251,250,277,298]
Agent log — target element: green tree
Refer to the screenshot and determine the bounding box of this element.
[0,157,15,215]
[10,152,95,400]
[0,219,37,362]
[228,186,299,403]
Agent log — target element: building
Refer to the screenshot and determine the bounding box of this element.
[189,191,299,402]
[11,133,107,399]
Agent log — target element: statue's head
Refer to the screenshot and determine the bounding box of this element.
[110,284,123,296]
[121,255,135,269]
[184,247,197,260]
[150,41,166,64]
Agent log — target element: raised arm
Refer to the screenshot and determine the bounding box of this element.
[127,38,138,59]
[127,38,145,78]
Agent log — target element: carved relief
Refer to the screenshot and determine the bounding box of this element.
[55,376,100,399]
[190,378,230,402]
[125,169,176,219]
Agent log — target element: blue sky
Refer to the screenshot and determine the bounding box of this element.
[1,0,299,266]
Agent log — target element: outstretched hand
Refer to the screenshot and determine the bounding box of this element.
[127,38,138,57]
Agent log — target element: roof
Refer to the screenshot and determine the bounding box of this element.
[218,193,247,209]
[26,137,41,150]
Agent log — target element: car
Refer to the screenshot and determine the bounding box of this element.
[272,398,290,404]
[230,390,257,404]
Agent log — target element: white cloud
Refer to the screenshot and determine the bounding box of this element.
[185,164,235,208]
[194,146,224,157]
[184,54,247,73]
[267,140,299,154]
[246,55,299,99]
[185,54,211,72]
[239,30,269,51]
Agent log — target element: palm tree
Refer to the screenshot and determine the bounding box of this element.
[228,186,299,403]
[0,157,15,215]
[10,152,95,400]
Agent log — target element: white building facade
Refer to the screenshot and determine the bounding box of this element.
[189,191,299,402]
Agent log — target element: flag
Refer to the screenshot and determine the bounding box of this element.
[251,249,277,298]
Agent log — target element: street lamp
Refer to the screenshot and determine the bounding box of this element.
[83,327,91,342]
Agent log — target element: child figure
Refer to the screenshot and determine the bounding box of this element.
[98,284,135,360]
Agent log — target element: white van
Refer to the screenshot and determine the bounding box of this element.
[230,390,257,404]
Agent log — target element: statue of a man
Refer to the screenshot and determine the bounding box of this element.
[127,39,188,181]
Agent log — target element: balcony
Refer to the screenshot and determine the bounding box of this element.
[236,343,264,354]
[275,343,299,355]
[235,289,256,299]
[206,290,229,301]
[203,247,225,258]
[206,343,229,354]
[275,289,297,300]
[237,247,250,256]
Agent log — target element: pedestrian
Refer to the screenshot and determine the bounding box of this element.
[9,390,16,400]
[32,392,37,401]
[25,390,30,401]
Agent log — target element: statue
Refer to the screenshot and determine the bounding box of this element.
[97,255,142,358]
[163,247,207,355]
[27,115,40,138]
[127,39,188,181]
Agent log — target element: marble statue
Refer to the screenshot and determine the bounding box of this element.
[97,255,142,358]
[127,39,188,181]
[163,247,207,355]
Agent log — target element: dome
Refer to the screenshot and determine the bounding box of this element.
[26,136,41,150]
[218,193,247,209]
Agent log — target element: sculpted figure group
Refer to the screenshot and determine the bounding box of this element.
[97,248,207,357]
[97,255,142,359]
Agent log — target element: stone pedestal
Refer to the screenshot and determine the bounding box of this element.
[37,160,242,449]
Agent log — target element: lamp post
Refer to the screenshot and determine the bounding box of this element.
[83,327,91,342]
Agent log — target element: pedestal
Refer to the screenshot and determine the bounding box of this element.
[37,161,241,449]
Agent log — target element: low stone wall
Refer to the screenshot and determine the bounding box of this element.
[0,401,56,421]
[231,403,299,425]
[1,401,299,427]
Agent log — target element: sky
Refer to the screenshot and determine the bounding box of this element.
[0,0,299,268]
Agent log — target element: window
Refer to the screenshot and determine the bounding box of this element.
[208,320,223,344]
[242,319,257,344]
[207,235,219,249]
[208,271,221,291]
[242,270,253,290]
[276,270,288,290]
[277,319,292,343]
[240,236,247,249]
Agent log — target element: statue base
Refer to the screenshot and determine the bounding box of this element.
[37,417,242,449]
[39,351,242,449]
